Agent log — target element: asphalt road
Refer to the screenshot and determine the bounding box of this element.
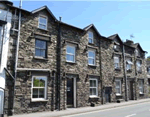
[63,102,150,117]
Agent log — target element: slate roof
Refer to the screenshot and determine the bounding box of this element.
[83,24,101,37]
[108,34,123,43]
[32,6,58,22]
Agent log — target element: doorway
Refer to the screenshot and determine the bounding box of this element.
[128,81,134,100]
[67,78,76,108]
[105,87,112,103]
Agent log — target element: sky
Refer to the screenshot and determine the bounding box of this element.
[11,0,150,57]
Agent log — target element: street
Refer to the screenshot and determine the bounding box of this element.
[63,102,150,117]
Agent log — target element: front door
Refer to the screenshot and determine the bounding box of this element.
[105,87,112,103]
[128,81,134,100]
[67,78,74,108]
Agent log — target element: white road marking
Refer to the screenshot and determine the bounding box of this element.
[62,102,150,117]
[125,113,136,117]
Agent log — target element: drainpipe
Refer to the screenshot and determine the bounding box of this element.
[134,50,137,100]
[99,37,103,104]
[12,0,22,114]
[56,17,61,111]
[123,44,128,101]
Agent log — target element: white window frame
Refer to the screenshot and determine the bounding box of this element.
[38,16,47,30]
[0,26,2,54]
[88,31,93,43]
[139,80,144,94]
[115,80,121,95]
[136,60,142,72]
[66,45,76,63]
[126,58,132,70]
[114,56,120,69]
[88,50,96,66]
[31,76,47,101]
[89,78,98,97]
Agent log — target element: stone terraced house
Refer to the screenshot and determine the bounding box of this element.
[0,1,149,117]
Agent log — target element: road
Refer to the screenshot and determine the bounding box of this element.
[63,102,150,117]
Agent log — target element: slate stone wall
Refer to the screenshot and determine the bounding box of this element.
[6,9,58,114]
[60,26,102,108]
[4,7,149,116]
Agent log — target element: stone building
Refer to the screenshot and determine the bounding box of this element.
[0,1,148,117]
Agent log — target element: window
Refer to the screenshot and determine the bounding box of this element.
[114,56,120,69]
[35,39,47,58]
[66,45,75,62]
[32,76,47,100]
[114,45,120,51]
[115,80,121,95]
[38,16,47,30]
[88,50,95,65]
[135,49,139,57]
[89,78,98,97]
[88,32,93,43]
[126,58,133,70]
[136,60,142,72]
[139,80,144,94]
[148,68,150,74]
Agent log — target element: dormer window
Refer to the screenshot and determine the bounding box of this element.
[114,44,120,52]
[135,49,139,57]
[38,16,47,30]
[88,32,93,44]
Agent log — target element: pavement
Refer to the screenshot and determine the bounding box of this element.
[63,101,150,117]
[10,98,150,117]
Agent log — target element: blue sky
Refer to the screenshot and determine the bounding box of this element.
[11,1,150,57]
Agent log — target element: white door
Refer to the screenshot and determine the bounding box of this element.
[0,89,4,114]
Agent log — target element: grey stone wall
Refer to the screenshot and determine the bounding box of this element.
[7,9,58,114]
[60,26,102,108]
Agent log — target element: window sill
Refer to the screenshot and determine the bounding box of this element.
[115,68,121,71]
[127,69,132,72]
[88,64,96,67]
[66,61,76,64]
[34,56,48,61]
[116,94,122,96]
[37,27,49,32]
[137,71,142,74]
[88,42,95,46]
[31,99,48,102]
[89,96,99,99]
[139,92,144,95]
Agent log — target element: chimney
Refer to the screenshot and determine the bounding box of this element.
[125,39,134,45]
[59,17,62,22]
